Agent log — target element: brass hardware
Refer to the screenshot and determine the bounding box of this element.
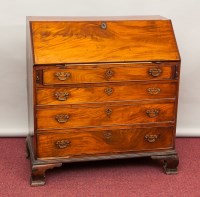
[146,109,159,118]
[105,69,114,80]
[144,135,158,143]
[147,88,161,95]
[55,92,70,101]
[55,72,71,81]
[36,75,40,82]
[105,108,112,117]
[149,68,162,77]
[36,70,41,84]
[104,87,113,96]
[55,139,71,149]
[103,131,112,141]
[55,114,70,123]
[175,65,179,79]
[101,22,107,29]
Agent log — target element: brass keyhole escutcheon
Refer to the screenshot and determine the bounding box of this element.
[101,22,107,29]
[104,87,113,96]
[105,69,114,80]
[103,131,112,142]
[105,108,112,117]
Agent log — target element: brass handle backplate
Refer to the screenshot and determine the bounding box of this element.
[105,108,112,117]
[55,92,70,101]
[149,68,162,77]
[105,69,114,80]
[55,72,71,81]
[147,88,161,95]
[104,87,113,96]
[146,109,159,118]
[55,114,70,123]
[144,135,158,143]
[55,139,71,149]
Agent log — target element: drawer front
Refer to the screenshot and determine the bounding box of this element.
[37,82,176,105]
[37,127,174,158]
[42,64,175,85]
[37,103,175,130]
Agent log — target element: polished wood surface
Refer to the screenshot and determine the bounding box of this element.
[27,16,181,185]
[42,63,175,85]
[31,19,180,64]
[37,82,176,105]
[36,103,175,130]
[37,127,174,158]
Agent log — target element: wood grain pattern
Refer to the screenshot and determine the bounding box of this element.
[31,20,180,64]
[37,127,174,158]
[37,82,176,105]
[26,17,181,183]
[42,64,175,85]
[36,103,175,130]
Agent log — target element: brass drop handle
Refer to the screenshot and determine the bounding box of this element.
[105,108,112,117]
[55,114,70,123]
[55,72,71,81]
[55,139,71,149]
[146,109,159,118]
[55,92,70,101]
[148,68,162,77]
[104,87,113,96]
[105,69,114,80]
[144,135,158,143]
[147,88,161,95]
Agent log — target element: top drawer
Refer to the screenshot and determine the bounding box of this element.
[42,63,177,85]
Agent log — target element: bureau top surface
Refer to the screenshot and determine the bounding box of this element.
[28,16,180,65]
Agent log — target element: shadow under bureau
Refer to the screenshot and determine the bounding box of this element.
[26,16,181,186]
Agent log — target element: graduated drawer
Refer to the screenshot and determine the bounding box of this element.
[36,103,175,130]
[37,82,177,105]
[37,127,174,158]
[42,63,176,85]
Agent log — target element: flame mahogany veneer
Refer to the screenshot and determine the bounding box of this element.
[26,16,180,186]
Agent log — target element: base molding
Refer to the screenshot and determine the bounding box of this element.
[26,135,179,186]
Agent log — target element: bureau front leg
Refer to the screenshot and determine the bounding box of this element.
[151,153,179,175]
[163,154,179,174]
[31,163,62,186]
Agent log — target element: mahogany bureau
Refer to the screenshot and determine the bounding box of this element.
[26,16,181,186]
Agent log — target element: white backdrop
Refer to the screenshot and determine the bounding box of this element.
[0,0,200,137]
